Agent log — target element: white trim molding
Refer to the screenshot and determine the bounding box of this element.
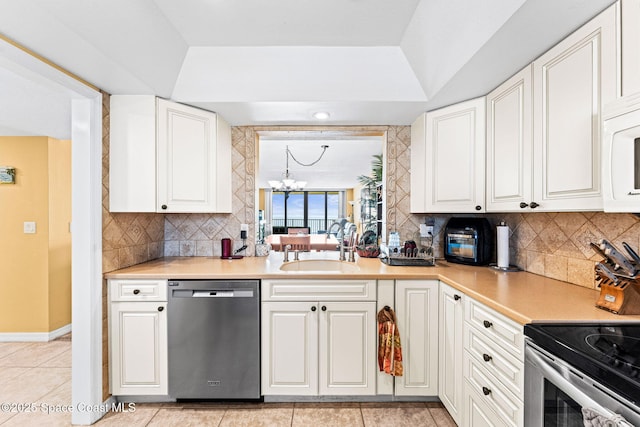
[0,324,71,342]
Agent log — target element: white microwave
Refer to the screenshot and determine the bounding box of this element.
[603,95,640,212]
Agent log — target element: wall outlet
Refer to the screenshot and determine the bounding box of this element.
[240,223,249,231]
[419,224,434,237]
[24,221,36,234]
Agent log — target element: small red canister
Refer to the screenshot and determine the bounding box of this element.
[221,238,232,258]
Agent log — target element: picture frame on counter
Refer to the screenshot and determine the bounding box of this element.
[0,166,16,184]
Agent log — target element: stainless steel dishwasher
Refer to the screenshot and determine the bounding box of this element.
[167,279,260,400]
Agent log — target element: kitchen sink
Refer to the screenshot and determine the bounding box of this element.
[279,259,361,273]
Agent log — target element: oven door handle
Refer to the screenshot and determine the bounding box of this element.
[527,346,621,420]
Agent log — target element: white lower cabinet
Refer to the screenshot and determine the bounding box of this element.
[109,280,168,396]
[261,280,377,396]
[464,354,523,427]
[394,280,439,396]
[437,282,524,427]
[463,299,524,427]
[319,302,377,395]
[438,283,465,425]
[463,381,510,427]
[261,301,318,395]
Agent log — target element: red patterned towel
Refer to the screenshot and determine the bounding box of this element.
[377,306,403,376]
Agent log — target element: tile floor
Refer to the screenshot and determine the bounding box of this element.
[0,338,457,426]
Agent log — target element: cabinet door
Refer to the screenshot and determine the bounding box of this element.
[395,280,439,396]
[621,0,640,98]
[486,66,533,212]
[439,283,465,425]
[319,301,376,395]
[109,95,157,212]
[532,5,617,211]
[425,97,486,213]
[261,302,318,395]
[156,99,231,213]
[110,301,167,395]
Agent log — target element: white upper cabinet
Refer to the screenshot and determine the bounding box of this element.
[411,97,486,213]
[621,0,640,98]
[156,99,231,213]
[109,96,157,212]
[486,66,533,212]
[531,4,617,211]
[109,95,232,213]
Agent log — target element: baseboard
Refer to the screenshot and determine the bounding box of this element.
[0,323,71,342]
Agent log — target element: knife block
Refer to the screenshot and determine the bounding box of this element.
[595,271,640,315]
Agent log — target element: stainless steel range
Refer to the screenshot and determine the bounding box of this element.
[524,323,640,426]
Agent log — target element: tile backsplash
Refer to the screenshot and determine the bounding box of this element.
[101,119,640,290]
[404,212,640,289]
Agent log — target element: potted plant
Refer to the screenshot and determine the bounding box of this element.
[356,154,382,257]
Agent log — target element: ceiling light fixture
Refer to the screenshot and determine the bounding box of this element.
[313,111,330,120]
[269,145,329,192]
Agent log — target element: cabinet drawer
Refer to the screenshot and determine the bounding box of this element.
[262,280,376,301]
[464,324,524,398]
[465,299,523,360]
[109,279,167,302]
[464,352,523,427]
[463,379,511,427]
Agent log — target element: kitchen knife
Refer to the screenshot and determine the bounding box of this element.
[590,242,610,263]
[622,241,640,266]
[599,239,637,277]
[590,242,622,272]
[595,262,620,285]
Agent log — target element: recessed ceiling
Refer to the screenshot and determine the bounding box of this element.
[0,0,617,136]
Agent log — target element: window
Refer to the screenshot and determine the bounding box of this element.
[272,191,341,234]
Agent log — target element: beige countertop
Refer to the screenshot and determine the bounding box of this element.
[104,251,640,325]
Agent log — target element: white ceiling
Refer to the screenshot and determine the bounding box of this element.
[258,136,383,190]
[0,0,617,137]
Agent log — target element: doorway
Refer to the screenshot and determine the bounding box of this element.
[0,38,104,424]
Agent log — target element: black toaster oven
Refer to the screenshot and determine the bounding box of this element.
[444,217,493,266]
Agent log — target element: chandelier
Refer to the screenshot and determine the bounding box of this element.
[269,144,329,191]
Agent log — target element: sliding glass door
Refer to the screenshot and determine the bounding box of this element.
[272,191,341,234]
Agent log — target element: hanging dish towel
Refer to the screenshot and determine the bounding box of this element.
[377,306,403,376]
[582,408,634,427]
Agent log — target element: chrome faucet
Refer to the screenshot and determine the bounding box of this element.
[339,243,346,261]
[283,244,292,262]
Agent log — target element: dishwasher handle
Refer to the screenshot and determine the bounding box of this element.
[183,289,254,298]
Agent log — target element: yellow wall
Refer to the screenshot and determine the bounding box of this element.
[258,188,265,211]
[47,139,72,330]
[0,136,71,333]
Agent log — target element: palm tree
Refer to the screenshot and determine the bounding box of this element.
[357,154,383,188]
